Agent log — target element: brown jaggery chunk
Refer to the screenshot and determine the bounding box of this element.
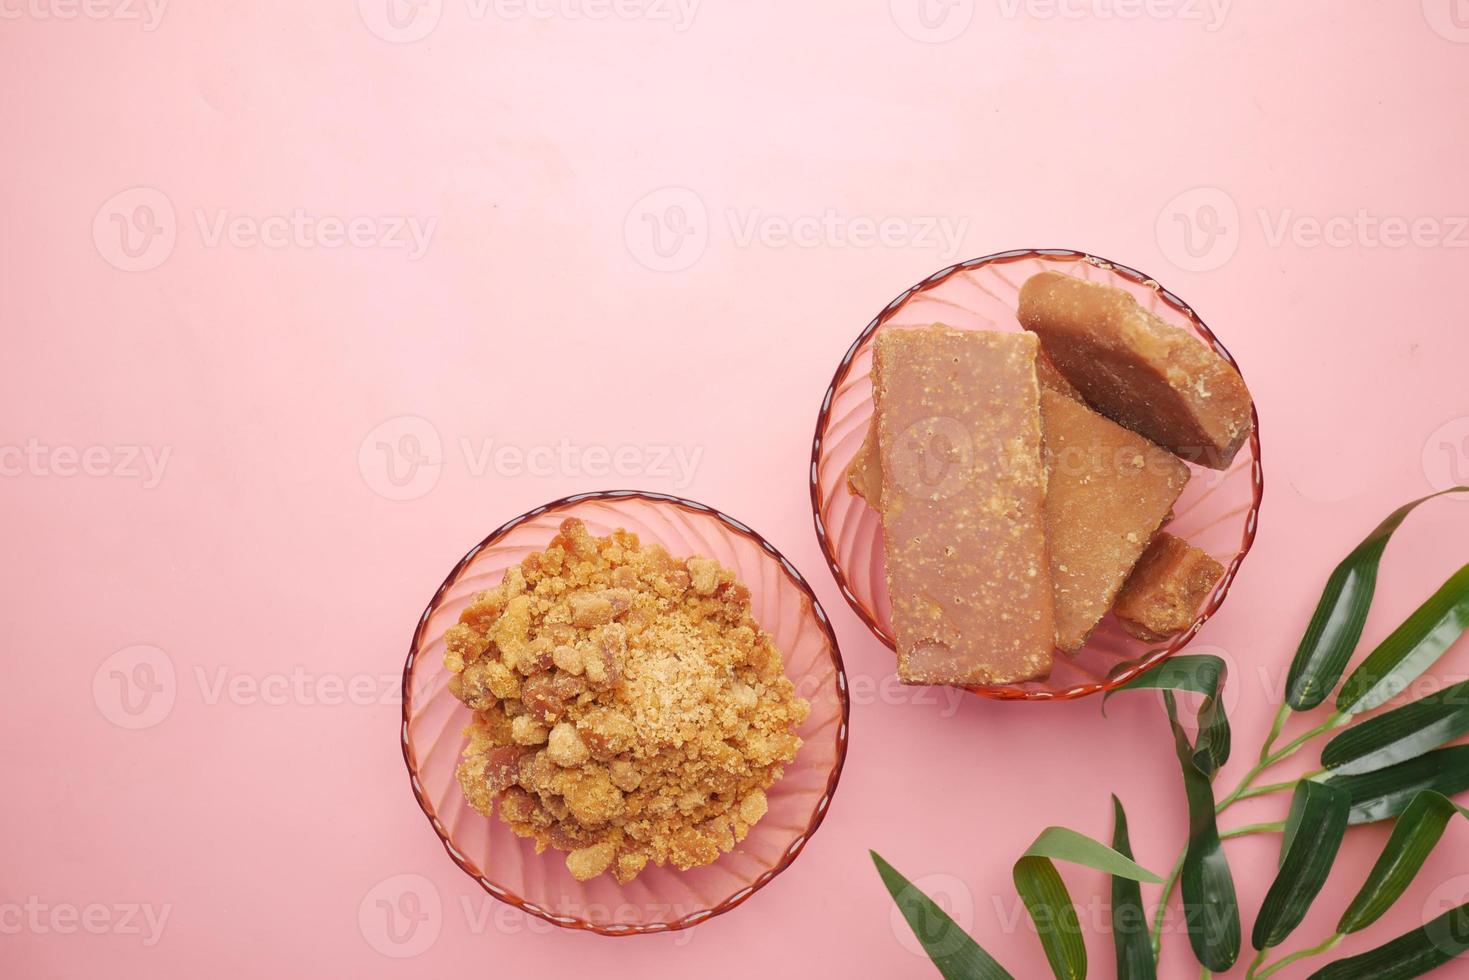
[1034,343,1084,402]
[848,346,1187,654]
[1040,390,1191,651]
[847,345,1080,510]
[873,325,1055,685]
[1017,271,1254,469]
[1114,532,1225,641]
[446,518,808,882]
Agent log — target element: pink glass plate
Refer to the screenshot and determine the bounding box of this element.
[810,249,1264,701]
[402,491,850,935]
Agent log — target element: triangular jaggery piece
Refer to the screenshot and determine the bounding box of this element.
[1018,271,1253,469]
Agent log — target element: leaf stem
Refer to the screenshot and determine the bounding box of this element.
[1149,849,1186,958]
[1233,779,1301,803]
[1262,711,1350,769]
[1214,763,1270,813]
[1213,711,1350,814]
[1252,933,1345,979]
[1259,702,1291,761]
[1221,820,1286,839]
[1244,948,1269,979]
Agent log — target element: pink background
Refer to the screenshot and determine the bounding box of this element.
[4,2,1469,978]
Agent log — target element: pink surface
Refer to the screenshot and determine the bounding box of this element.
[3,4,1469,979]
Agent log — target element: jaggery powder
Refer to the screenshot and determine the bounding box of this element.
[444,518,809,883]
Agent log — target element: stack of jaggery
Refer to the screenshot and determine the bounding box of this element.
[848,271,1252,686]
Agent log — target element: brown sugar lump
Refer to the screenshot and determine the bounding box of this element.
[1113,532,1225,641]
[1017,271,1254,469]
[846,345,1081,510]
[446,518,809,882]
[873,325,1055,685]
[847,353,1186,655]
[1040,390,1191,652]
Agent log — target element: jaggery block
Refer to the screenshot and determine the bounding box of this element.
[1017,271,1254,469]
[848,350,1186,655]
[1040,390,1191,652]
[873,325,1055,685]
[846,345,1079,510]
[1114,532,1225,641]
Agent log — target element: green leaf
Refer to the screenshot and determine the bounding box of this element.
[1165,691,1241,971]
[1323,679,1469,775]
[1013,856,1085,979]
[1252,782,1351,950]
[1278,777,1310,866]
[1110,796,1157,980]
[1013,826,1162,980]
[1336,562,1469,715]
[1018,826,1162,883]
[1329,744,1469,824]
[1309,900,1469,979]
[871,851,1015,980]
[1284,488,1469,711]
[1338,791,1469,934]
[1107,655,1232,775]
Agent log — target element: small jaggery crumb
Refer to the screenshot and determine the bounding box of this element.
[448,518,809,883]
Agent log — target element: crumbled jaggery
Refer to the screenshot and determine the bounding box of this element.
[446,518,809,883]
